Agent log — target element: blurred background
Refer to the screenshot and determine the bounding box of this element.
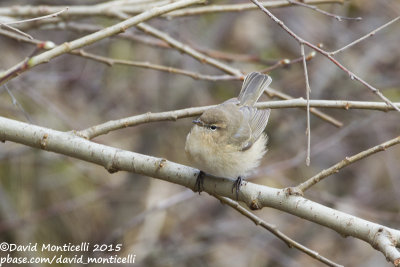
[0,0,400,266]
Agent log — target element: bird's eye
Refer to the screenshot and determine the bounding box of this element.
[209,125,217,131]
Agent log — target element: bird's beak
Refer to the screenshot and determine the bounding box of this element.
[192,119,202,126]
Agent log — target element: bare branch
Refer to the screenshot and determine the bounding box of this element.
[4,85,32,123]
[330,16,400,55]
[296,135,400,193]
[258,99,399,111]
[50,22,170,48]
[74,50,237,81]
[0,0,205,86]
[286,0,361,21]
[258,51,316,73]
[301,43,312,166]
[135,23,244,77]
[166,0,344,18]
[2,7,68,25]
[76,99,400,140]
[214,195,343,267]
[0,7,67,40]
[0,28,55,50]
[265,87,343,127]
[0,23,33,39]
[0,2,167,18]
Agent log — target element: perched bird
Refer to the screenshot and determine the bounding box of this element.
[185,72,272,197]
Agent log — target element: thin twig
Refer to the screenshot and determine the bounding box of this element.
[0,2,168,18]
[4,84,32,123]
[38,9,244,78]
[74,50,237,81]
[258,52,316,73]
[54,22,171,48]
[250,0,400,112]
[166,0,344,17]
[258,99,399,110]
[286,0,361,21]
[1,17,60,32]
[0,7,68,40]
[0,28,52,47]
[192,45,271,64]
[296,135,400,193]
[3,8,68,25]
[0,23,33,39]
[213,195,343,267]
[330,16,400,55]
[1,22,170,49]
[301,44,312,166]
[135,23,244,77]
[96,0,163,7]
[265,87,343,127]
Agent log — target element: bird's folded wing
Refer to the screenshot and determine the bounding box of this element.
[240,106,270,150]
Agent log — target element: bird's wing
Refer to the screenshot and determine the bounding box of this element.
[239,106,270,151]
[238,72,272,106]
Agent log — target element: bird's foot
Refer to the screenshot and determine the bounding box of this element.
[195,170,205,194]
[232,176,243,200]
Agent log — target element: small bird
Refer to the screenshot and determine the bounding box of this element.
[185,72,272,198]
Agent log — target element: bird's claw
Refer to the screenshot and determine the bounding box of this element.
[195,170,205,194]
[232,176,243,200]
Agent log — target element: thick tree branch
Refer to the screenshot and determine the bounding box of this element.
[1,115,399,265]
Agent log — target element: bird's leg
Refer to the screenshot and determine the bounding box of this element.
[195,170,206,194]
[232,176,243,200]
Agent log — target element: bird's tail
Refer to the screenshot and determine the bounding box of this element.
[238,72,272,106]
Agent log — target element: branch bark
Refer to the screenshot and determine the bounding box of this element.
[1,115,399,265]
